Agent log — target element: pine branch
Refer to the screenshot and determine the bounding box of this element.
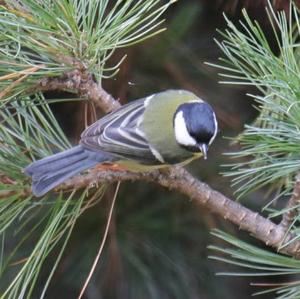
[0,0,176,104]
[54,166,300,258]
[209,3,300,200]
[22,78,300,258]
[0,1,187,296]
[4,1,300,296]
[36,69,121,113]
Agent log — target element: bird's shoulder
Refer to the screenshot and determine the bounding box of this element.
[81,98,145,139]
[79,95,159,164]
[81,89,198,138]
[141,90,200,164]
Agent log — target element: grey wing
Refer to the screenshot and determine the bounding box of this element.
[80,99,161,165]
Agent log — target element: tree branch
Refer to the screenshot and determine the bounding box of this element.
[37,69,121,113]
[55,166,300,257]
[29,70,300,258]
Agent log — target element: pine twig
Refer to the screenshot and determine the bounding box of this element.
[36,69,121,113]
[280,173,300,231]
[0,64,45,99]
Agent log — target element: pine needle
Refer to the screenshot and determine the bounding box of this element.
[77,182,120,299]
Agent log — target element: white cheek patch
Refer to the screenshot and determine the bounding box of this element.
[174,111,197,147]
[209,112,218,145]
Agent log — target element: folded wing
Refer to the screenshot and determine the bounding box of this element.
[80,99,161,165]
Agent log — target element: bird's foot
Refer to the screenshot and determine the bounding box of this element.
[95,163,126,172]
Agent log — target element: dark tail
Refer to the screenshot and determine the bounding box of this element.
[25,145,114,197]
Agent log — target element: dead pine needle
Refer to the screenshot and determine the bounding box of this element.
[77,181,121,299]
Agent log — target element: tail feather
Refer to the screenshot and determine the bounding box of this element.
[31,159,97,197]
[25,146,86,176]
[25,145,114,197]
[30,155,88,182]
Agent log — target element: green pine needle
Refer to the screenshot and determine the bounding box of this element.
[0,0,176,104]
[209,229,300,298]
[0,94,107,298]
[0,1,177,297]
[208,2,300,202]
[207,4,300,298]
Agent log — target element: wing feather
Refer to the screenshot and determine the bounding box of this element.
[80,98,161,164]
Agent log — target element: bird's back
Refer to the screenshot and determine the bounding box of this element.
[141,90,201,164]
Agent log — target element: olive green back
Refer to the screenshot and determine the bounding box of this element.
[141,90,201,164]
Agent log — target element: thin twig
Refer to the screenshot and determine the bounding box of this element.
[77,181,120,299]
[280,173,300,231]
[0,65,45,99]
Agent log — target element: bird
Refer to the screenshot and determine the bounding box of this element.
[25,89,218,197]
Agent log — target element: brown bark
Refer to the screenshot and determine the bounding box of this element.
[37,70,121,113]
[55,166,300,257]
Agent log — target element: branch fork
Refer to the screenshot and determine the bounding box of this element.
[37,68,121,113]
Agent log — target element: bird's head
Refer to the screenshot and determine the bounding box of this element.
[173,101,218,159]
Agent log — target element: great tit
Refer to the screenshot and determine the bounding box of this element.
[25,89,218,197]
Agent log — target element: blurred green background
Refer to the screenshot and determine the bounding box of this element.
[32,1,292,298]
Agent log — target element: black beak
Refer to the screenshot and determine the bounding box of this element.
[198,143,208,160]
